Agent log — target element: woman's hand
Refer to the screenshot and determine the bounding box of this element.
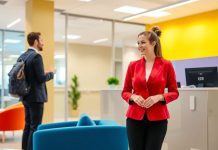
[143,95,164,108]
[130,94,145,107]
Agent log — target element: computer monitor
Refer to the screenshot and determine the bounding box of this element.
[177,82,181,88]
[185,66,218,87]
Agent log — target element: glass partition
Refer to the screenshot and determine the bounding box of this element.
[54,12,66,88]
[54,12,66,121]
[114,22,145,86]
[53,12,145,121]
[0,30,24,108]
[0,30,2,108]
[114,22,144,48]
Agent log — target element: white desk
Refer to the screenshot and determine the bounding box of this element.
[100,88,218,150]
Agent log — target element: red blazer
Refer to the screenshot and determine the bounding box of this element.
[122,57,179,121]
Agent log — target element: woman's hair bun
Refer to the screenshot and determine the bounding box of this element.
[151,26,161,37]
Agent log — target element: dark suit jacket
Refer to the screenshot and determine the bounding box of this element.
[20,49,54,103]
[122,57,179,121]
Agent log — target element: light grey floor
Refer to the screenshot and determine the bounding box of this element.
[0,131,22,150]
[0,130,168,150]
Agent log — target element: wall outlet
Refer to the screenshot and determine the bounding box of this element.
[189,95,196,111]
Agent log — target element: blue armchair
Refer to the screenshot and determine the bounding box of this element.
[33,120,128,150]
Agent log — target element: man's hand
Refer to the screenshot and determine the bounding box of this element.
[45,68,56,74]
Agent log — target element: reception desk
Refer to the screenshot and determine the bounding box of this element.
[100,88,218,150]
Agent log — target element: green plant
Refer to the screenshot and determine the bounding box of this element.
[68,75,81,110]
[107,77,119,85]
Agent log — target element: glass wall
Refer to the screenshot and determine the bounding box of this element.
[53,12,145,121]
[66,16,112,119]
[54,12,66,88]
[54,13,113,121]
[0,30,25,108]
[114,22,145,85]
[0,30,2,108]
[53,12,66,121]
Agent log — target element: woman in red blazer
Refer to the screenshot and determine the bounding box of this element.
[122,26,179,150]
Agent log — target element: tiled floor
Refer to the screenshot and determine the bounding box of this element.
[0,130,169,150]
[0,118,80,150]
[0,131,22,150]
[0,149,21,150]
[0,117,171,150]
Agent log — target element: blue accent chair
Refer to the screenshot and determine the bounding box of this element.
[33,120,128,150]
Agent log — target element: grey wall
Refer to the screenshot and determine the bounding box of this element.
[172,56,218,86]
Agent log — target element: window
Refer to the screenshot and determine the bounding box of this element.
[0,30,24,108]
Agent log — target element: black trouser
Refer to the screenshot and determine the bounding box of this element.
[22,101,44,150]
[126,115,167,150]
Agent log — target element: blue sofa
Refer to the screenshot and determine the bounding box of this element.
[33,120,128,150]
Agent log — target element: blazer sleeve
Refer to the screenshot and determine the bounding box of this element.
[121,62,133,104]
[163,61,179,104]
[32,54,54,83]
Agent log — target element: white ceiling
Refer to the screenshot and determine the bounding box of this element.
[55,0,179,20]
[0,0,218,48]
[133,0,218,24]
[54,13,144,47]
[54,0,218,24]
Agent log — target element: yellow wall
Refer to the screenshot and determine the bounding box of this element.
[26,0,54,123]
[148,10,218,60]
[55,42,112,89]
[54,88,101,119]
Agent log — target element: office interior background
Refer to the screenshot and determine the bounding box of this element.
[0,0,218,149]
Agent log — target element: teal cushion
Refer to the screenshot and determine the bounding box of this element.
[76,113,96,126]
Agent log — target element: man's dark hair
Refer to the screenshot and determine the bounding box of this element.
[27,32,41,46]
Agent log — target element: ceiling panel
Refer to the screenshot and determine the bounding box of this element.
[131,0,218,24]
[55,0,180,20]
[0,0,217,47]
[54,13,145,47]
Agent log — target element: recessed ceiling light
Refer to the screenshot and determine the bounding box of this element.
[93,38,108,44]
[160,0,199,10]
[4,39,21,44]
[0,48,2,51]
[114,6,146,14]
[144,11,170,18]
[6,18,21,29]
[63,34,81,40]
[124,0,198,21]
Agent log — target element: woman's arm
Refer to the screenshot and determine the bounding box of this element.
[163,61,179,104]
[121,62,134,104]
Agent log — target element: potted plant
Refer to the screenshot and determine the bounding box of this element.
[107,77,119,88]
[68,75,81,116]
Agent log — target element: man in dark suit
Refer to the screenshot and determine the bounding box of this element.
[20,32,55,150]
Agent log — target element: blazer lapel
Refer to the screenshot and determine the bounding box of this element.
[134,57,147,89]
[139,57,146,83]
[147,57,163,86]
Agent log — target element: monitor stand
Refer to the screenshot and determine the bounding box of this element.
[197,83,204,87]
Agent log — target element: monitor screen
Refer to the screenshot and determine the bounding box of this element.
[185,67,218,87]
